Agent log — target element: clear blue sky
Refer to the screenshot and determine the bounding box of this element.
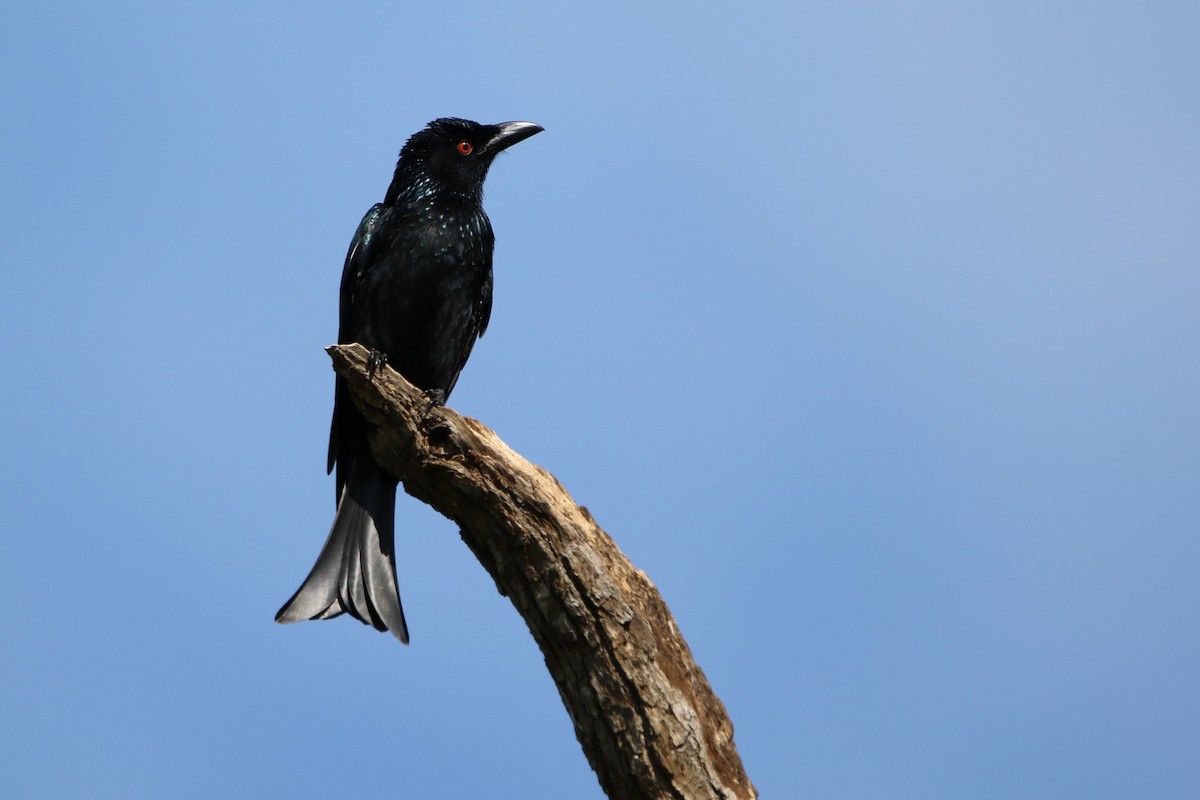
[3,2,1198,797]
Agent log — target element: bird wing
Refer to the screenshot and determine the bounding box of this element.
[328,203,387,477]
[438,239,494,399]
[337,203,387,345]
[475,266,493,339]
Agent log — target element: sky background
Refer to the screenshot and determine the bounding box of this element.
[2,2,1198,798]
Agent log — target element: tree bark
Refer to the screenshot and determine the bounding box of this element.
[328,343,757,800]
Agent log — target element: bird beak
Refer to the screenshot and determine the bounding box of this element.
[484,121,544,154]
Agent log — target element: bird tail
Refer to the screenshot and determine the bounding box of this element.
[275,463,410,643]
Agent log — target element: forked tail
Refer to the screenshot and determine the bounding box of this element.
[275,462,409,643]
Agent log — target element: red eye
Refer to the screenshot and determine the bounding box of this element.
[457,140,473,155]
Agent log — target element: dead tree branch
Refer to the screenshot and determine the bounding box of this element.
[328,343,757,800]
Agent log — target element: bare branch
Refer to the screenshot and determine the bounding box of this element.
[329,343,757,800]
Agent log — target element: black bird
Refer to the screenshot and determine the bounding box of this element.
[275,118,543,643]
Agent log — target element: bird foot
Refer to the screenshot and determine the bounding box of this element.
[367,349,389,379]
[422,389,447,411]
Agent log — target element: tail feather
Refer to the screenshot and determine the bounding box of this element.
[276,463,410,643]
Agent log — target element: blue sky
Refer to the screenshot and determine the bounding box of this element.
[2,2,1198,797]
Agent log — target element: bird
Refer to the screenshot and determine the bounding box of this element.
[275,117,543,643]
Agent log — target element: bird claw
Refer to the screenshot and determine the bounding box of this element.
[422,389,447,411]
[367,349,388,379]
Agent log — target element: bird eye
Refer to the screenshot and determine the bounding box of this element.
[457,140,473,155]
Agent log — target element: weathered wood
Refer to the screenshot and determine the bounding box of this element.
[328,343,757,800]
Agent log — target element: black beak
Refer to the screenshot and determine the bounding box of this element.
[483,121,544,155]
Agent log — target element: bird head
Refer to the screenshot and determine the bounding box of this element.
[387,117,543,203]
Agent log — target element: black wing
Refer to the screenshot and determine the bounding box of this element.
[328,203,387,477]
[476,268,493,339]
[337,203,387,346]
[438,226,495,400]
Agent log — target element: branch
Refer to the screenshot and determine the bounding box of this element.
[328,343,757,800]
